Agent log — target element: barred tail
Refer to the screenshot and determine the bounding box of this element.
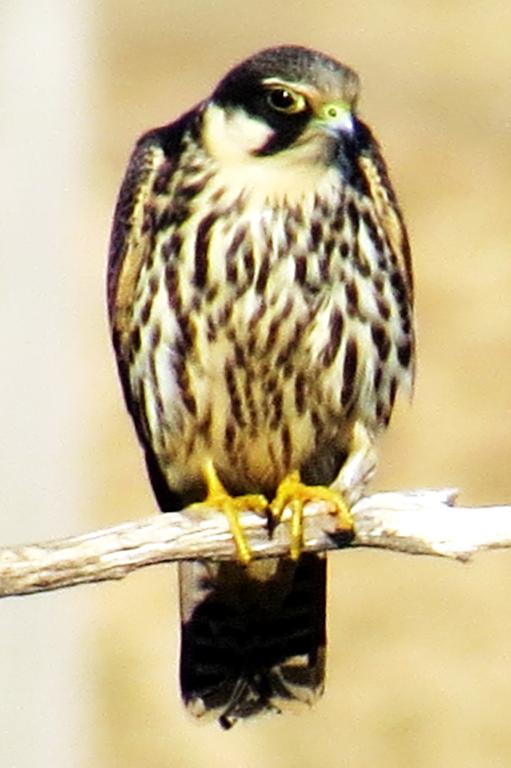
[178,554,327,729]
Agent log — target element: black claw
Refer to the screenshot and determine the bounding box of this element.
[266,506,277,536]
[327,528,355,548]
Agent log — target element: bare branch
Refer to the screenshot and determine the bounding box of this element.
[2,489,511,598]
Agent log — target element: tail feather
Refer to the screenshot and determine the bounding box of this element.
[140,447,326,727]
[179,554,326,729]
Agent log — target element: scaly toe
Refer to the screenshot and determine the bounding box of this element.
[270,472,355,560]
[206,492,269,565]
[193,460,269,565]
[307,485,354,533]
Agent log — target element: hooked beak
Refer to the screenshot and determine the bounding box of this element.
[314,100,354,135]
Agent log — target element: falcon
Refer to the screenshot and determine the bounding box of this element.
[107,45,414,728]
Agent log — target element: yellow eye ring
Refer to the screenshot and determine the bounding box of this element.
[266,87,307,114]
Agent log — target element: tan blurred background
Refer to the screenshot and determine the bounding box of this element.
[2,1,511,766]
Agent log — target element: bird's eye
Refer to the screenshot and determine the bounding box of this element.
[266,87,306,114]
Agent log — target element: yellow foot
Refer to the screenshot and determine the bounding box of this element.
[270,471,354,560]
[192,459,268,565]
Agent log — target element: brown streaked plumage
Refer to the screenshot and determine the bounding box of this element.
[107,45,414,728]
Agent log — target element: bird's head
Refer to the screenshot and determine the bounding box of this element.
[201,46,363,195]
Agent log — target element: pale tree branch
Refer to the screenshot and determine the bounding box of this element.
[2,488,511,598]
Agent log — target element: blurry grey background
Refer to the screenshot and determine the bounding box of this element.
[2,1,511,766]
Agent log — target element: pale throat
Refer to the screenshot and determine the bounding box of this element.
[202,103,336,205]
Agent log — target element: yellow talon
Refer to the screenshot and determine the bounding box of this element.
[193,459,268,565]
[271,470,354,560]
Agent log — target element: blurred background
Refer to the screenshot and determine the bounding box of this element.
[2,1,511,766]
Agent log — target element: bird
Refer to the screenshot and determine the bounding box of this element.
[107,45,414,729]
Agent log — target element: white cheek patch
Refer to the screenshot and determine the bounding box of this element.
[203,104,274,161]
[202,102,334,205]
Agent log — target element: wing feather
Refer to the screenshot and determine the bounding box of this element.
[106,124,187,511]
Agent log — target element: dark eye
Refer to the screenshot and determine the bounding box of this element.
[266,87,306,114]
